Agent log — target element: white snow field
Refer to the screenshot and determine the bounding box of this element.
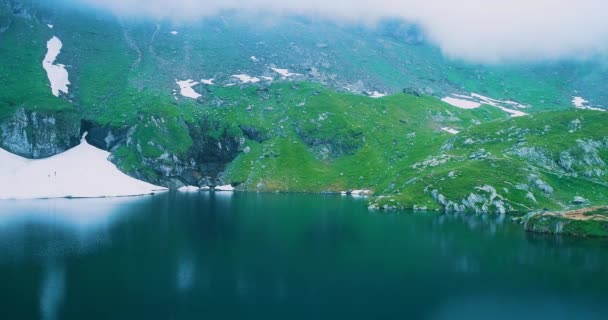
[42,36,70,97]
[270,67,300,77]
[176,79,202,99]
[232,74,261,83]
[441,97,482,109]
[368,91,387,98]
[442,93,528,117]
[441,127,460,134]
[0,134,167,200]
[572,96,605,111]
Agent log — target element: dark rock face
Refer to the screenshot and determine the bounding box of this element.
[295,125,364,160]
[84,117,245,188]
[81,120,126,151]
[0,107,81,158]
[239,124,270,143]
[183,121,244,186]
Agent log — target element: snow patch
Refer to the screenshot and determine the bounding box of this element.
[0,134,167,200]
[441,97,481,109]
[351,190,373,197]
[261,76,274,81]
[215,185,235,192]
[250,56,259,62]
[443,93,528,117]
[471,93,528,117]
[176,79,201,99]
[441,127,460,135]
[232,74,260,83]
[368,91,387,98]
[178,186,200,192]
[42,36,70,97]
[270,68,300,77]
[171,31,178,35]
[47,24,54,29]
[200,78,214,85]
[572,96,605,111]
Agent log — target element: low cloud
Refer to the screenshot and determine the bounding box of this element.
[78,0,608,63]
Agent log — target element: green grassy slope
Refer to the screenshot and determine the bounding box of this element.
[1,0,608,214]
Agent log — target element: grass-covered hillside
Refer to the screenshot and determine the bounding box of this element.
[372,110,608,213]
[1,0,608,213]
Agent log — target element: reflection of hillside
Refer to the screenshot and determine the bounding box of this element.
[0,193,607,319]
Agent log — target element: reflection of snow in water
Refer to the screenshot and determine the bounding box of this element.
[40,262,65,320]
[177,258,195,291]
[0,197,153,261]
[0,197,145,229]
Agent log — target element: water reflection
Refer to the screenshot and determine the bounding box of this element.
[177,257,195,292]
[0,197,151,229]
[0,196,155,262]
[0,193,607,319]
[40,261,65,320]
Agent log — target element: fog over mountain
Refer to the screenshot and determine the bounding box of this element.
[76,0,608,63]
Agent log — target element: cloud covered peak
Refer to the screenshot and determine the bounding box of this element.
[79,0,608,63]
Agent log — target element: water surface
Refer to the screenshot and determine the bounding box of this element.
[1,192,607,319]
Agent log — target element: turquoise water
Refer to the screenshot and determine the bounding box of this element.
[0,192,607,319]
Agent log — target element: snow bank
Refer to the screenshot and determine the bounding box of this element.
[271,67,300,77]
[443,93,528,117]
[178,186,200,192]
[441,127,460,134]
[350,190,373,197]
[368,91,387,98]
[215,185,235,191]
[232,74,260,83]
[441,97,481,109]
[471,93,528,117]
[176,79,201,99]
[42,36,70,97]
[572,96,605,111]
[0,135,167,200]
[573,96,588,108]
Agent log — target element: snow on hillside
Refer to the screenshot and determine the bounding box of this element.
[572,96,605,111]
[232,74,261,83]
[176,79,201,99]
[368,91,387,98]
[0,134,167,200]
[470,93,528,117]
[42,36,70,97]
[441,127,460,134]
[442,93,528,117]
[271,67,300,77]
[441,97,481,109]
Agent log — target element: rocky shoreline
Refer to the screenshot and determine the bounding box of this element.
[515,206,608,237]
